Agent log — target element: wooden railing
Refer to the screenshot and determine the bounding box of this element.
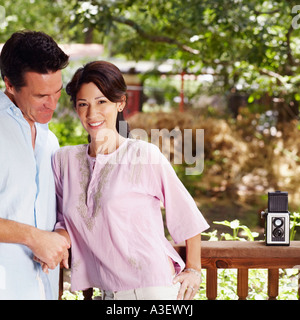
[59,241,300,300]
[175,241,300,300]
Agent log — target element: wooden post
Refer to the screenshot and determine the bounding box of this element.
[206,268,218,300]
[59,267,64,300]
[83,288,93,300]
[268,268,279,300]
[237,269,248,300]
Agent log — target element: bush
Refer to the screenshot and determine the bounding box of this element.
[49,115,88,147]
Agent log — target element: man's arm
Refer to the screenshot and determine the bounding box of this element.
[0,218,70,269]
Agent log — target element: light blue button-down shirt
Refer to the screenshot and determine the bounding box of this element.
[0,91,60,299]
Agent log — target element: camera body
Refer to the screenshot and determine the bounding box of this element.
[261,191,290,246]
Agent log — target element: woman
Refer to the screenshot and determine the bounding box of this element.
[52,61,209,300]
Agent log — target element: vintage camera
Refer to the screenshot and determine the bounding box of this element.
[261,191,290,246]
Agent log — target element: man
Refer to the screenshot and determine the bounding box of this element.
[0,30,70,299]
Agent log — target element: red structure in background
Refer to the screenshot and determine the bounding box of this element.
[123,74,143,119]
[123,70,186,118]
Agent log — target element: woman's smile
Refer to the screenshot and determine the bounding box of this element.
[88,120,105,128]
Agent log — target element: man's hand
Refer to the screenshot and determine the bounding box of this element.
[34,249,69,274]
[0,218,71,271]
[28,229,70,270]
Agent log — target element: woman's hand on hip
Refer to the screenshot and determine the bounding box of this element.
[173,269,202,300]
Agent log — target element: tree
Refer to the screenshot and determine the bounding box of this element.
[70,0,300,117]
[1,0,300,117]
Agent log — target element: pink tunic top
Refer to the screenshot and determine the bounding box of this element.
[53,138,209,291]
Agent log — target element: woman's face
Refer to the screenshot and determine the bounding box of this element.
[75,82,125,140]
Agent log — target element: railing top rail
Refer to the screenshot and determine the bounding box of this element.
[174,241,300,269]
[200,241,300,259]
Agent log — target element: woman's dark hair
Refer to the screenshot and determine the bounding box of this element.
[66,60,130,138]
[0,30,69,90]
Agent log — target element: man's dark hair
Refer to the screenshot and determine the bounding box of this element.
[0,30,69,90]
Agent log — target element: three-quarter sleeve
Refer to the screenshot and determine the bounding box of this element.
[149,144,209,244]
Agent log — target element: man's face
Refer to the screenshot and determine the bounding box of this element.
[5,70,63,127]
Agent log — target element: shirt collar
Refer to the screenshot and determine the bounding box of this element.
[0,90,17,111]
[0,91,25,122]
[0,90,50,130]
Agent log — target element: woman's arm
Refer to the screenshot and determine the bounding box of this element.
[173,233,202,300]
[148,144,208,299]
[185,233,201,271]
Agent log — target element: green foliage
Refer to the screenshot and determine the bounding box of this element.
[203,215,300,242]
[1,0,300,101]
[202,219,260,242]
[195,267,299,300]
[213,219,259,241]
[0,0,76,42]
[49,115,88,147]
[67,0,300,100]
[61,290,84,300]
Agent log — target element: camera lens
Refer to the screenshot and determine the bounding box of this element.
[273,218,283,227]
[273,228,283,238]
